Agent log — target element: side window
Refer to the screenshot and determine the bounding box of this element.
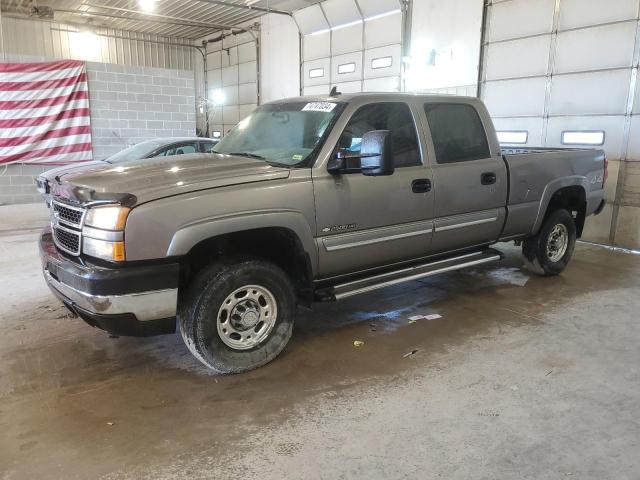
[171,143,197,155]
[338,102,422,168]
[157,146,175,156]
[200,141,217,153]
[424,103,490,164]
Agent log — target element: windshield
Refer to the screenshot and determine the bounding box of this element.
[104,140,163,163]
[213,101,344,167]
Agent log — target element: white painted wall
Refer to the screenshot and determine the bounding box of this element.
[260,13,300,103]
[406,0,483,95]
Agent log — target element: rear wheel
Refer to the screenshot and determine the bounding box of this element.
[522,208,576,276]
[178,257,296,373]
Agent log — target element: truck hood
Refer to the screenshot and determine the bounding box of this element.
[50,153,290,206]
[40,160,108,182]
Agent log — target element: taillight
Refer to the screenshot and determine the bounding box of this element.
[603,157,608,187]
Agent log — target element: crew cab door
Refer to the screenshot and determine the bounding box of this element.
[421,100,507,254]
[313,101,435,278]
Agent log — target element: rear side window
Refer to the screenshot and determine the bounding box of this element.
[200,141,218,153]
[424,103,490,163]
[339,102,422,168]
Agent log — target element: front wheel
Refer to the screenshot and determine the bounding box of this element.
[522,208,576,276]
[178,258,296,373]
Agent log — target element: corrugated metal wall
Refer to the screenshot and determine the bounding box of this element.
[0,15,194,70]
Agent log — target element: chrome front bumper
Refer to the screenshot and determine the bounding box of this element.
[39,227,179,336]
[43,268,177,321]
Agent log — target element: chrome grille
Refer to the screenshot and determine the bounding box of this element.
[51,199,85,256]
[53,224,81,255]
[52,200,85,228]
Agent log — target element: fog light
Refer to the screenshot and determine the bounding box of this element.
[83,237,126,261]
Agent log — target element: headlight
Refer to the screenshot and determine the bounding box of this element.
[84,205,130,230]
[83,204,130,261]
[83,237,126,262]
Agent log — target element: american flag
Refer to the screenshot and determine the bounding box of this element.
[0,59,92,165]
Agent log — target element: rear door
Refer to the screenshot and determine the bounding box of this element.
[313,100,435,278]
[421,100,507,254]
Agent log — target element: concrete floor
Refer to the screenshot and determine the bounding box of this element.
[1,204,639,480]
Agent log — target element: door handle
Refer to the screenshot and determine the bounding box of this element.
[481,172,497,185]
[412,178,431,193]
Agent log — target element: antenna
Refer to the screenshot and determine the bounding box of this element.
[329,86,341,97]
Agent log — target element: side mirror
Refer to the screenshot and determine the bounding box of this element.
[360,130,394,176]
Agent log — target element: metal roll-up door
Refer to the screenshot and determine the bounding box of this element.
[294,0,403,96]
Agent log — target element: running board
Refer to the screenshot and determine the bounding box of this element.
[327,249,503,301]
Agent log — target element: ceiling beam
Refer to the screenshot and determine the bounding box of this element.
[193,0,292,16]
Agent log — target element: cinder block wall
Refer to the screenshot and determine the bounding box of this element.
[0,57,196,205]
[87,62,196,159]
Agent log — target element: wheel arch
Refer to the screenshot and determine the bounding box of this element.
[532,178,588,238]
[171,213,316,305]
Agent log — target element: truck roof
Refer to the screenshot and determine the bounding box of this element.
[266,92,480,105]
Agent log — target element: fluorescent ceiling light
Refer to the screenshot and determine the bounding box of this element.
[308,9,401,36]
[139,0,158,12]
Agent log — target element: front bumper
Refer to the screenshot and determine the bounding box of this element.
[39,227,178,336]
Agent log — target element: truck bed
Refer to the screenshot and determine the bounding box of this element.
[499,146,606,240]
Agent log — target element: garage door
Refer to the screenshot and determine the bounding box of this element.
[480,0,640,243]
[293,0,403,96]
[481,0,638,152]
[206,32,258,137]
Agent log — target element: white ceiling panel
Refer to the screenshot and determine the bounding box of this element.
[294,4,330,35]
[322,0,362,26]
[364,13,402,48]
[303,31,331,61]
[554,22,636,74]
[488,0,555,42]
[485,35,551,80]
[546,115,626,158]
[363,75,400,92]
[364,44,401,78]
[558,0,639,30]
[331,24,364,55]
[482,77,548,117]
[491,117,545,146]
[357,0,401,18]
[549,70,631,115]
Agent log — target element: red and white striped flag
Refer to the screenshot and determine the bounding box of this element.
[0,59,92,165]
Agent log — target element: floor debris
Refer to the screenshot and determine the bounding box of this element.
[403,349,419,358]
[408,313,442,323]
[353,340,365,347]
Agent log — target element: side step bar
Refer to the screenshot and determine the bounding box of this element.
[328,249,503,301]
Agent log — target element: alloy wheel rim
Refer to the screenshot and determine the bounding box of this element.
[546,224,569,262]
[217,285,277,350]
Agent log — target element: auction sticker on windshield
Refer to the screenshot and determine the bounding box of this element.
[302,102,337,112]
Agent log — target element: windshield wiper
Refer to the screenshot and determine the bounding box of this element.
[228,152,266,160]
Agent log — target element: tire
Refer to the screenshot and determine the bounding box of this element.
[178,257,296,374]
[522,208,576,276]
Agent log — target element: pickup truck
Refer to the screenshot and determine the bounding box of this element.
[39,93,607,373]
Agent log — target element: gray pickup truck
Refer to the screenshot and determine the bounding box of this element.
[39,93,607,373]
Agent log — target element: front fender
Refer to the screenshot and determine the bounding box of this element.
[166,210,318,275]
